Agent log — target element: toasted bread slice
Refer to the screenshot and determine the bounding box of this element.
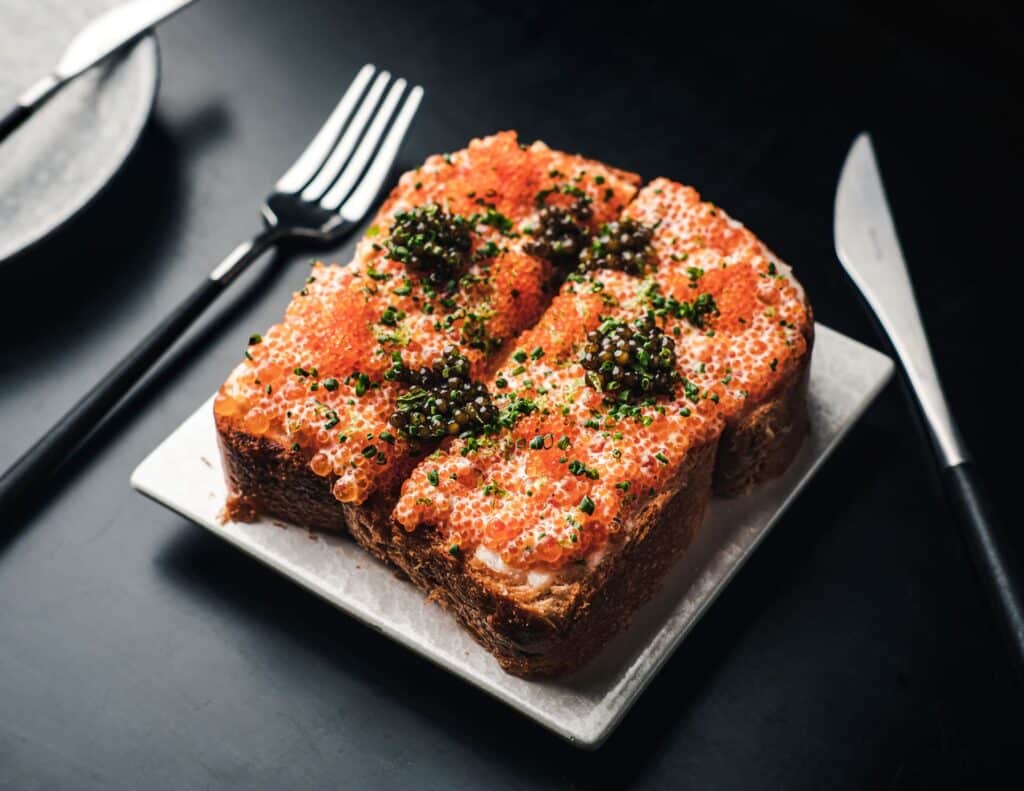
[623,180,814,494]
[389,274,724,673]
[216,133,812,677]
[391,436,717,676]
[390,181,813,675]
[215,132,640,557]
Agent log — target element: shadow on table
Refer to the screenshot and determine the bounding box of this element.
[0,101,230,299]
[150,418,880,786]
[0,102,244,547]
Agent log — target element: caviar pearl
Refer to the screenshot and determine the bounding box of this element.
[242,408,270,435]
[310,453,332,477]
[214,392,240,417]
[332,479,359,503]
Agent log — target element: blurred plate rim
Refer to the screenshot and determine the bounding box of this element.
[0,31,160,267]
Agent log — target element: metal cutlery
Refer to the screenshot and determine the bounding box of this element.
[0,63,423,517]
[834,132,1024,682]
[0,0,200,144]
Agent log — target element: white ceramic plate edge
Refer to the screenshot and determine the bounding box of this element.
[132,323,894,747]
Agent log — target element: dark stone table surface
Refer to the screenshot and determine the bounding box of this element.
[1,1,1019,787]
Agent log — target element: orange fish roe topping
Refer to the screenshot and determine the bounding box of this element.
[394,267,725,570]
[216,133,641,507]
[395,180,811,572]
[368,131,638,241]
[626,180,812,412]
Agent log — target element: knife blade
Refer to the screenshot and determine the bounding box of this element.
[834,133,967,466]
[835,132,1024,684]
[0,0,199,144]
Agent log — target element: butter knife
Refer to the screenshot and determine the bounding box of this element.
[834,132,1024,682]
[0,0,199,144]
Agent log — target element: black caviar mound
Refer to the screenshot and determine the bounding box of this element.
[526,198,593,268]
[386,346,498,439]
[386,203,472,284]
[578,218,655,275]
[580,315,678,403]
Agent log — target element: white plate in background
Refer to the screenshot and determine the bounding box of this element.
[0,0,158,264]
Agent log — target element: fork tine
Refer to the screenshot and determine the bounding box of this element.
[319,79,407,211]
[301,71,392,202]
[338,85,424,222]
[275,64,375,194]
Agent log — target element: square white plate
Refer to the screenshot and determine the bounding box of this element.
[132,323,892,748]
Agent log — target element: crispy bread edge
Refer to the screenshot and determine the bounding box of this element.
[375,437,716,677]
[215,414,350,536]
[215,353,805,675]
[713,313,814,497]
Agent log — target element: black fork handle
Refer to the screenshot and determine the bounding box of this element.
[0,104,34,143]
[0,229,278,520]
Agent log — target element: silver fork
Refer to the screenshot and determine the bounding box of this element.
[0,64,424,518]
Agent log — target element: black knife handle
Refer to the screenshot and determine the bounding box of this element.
[943,461,1024,683]
[0,103,33,143]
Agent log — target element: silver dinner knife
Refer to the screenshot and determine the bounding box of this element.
[835,133,1024,682]
[0,0,199,143]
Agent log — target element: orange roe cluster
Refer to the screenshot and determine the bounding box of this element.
[394,180,812,571]
[214,132,641,507]
[371,131,638,247]
[625,179,812,412]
